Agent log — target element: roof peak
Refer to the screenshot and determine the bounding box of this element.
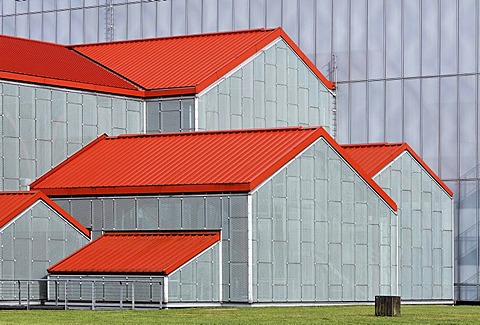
[341,142,405,148]
[103,230,220,237]
[112,126,320,140]
[71,28,278,48]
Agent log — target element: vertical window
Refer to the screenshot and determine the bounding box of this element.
[146,99,195,133]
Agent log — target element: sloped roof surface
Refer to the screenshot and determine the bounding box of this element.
[72,28,335,95]
[342,143,453,197]
[0,191,90,236]
[0,34,138,93]
[48,231,220,275]
[31,127,327,195]
[31,127,397,211]
[0,28,333,96]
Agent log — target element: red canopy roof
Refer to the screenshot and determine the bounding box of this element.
[31,127,397,211]
[48,231,220,275]
[0,191,89,236]
[342,143,453,197]
[72,28,334,96]
[0,34,138,95]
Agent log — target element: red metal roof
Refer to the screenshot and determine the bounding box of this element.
[342,143,453,197]
[1,28,333,97]
[31,127,396,211]
[0,191,90,236]
[48,231,220,275]
[0,34,139,94]
[72,28,335,96]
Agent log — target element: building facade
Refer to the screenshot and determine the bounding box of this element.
[0,0,472,300]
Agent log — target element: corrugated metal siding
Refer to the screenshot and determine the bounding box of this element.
[342,143,453,196]
[31,127,325,194]
[0,35,137,91]
[48,231,220,275]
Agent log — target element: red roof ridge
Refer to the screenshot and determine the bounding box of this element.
[103,230,220,236]
[113,126,318,140]
[342,142,404,148]
[341,142,453,197]
[70,28,277,48]
[319,133,398,212]
[36,191,91,237]
[276,28,335,90]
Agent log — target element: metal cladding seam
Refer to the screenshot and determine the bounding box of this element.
[48,231,220,274]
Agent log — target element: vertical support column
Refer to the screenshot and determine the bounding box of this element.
[131,282,135,310]
[119,282,124,309]
[26,282,30,310]
[55,281,59,306]
[159,281,163,310]
[91,281,95,310]
[247,194,253,304]
[17,280,21,306]
[64,280,68,310]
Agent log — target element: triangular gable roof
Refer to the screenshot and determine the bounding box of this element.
[48,231,220,275]
[71,27,335,96]
[1,28,333,97]
[0,34,139,95]
[341,143,453,197]
[0,191,90,237]
[30,127,397,211]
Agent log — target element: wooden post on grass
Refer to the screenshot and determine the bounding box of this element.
[375,295,401,316]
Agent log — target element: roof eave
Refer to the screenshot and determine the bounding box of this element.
[33,183,253,197]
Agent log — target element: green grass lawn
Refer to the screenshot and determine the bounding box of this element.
[0,305,478,325]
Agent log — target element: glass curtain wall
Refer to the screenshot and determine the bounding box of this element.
[1,0,479,301]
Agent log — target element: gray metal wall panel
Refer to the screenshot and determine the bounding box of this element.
[197,39,334,133]
[0,81,144,190]
[54,194,248,303]
[374,153,454,300]
[251,138,397,303]
[0,201,88,299]
[168,243,220,303]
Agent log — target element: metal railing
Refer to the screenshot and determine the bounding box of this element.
[0,278,164,310]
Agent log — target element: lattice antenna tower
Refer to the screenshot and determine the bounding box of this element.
[105,0,115,42]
